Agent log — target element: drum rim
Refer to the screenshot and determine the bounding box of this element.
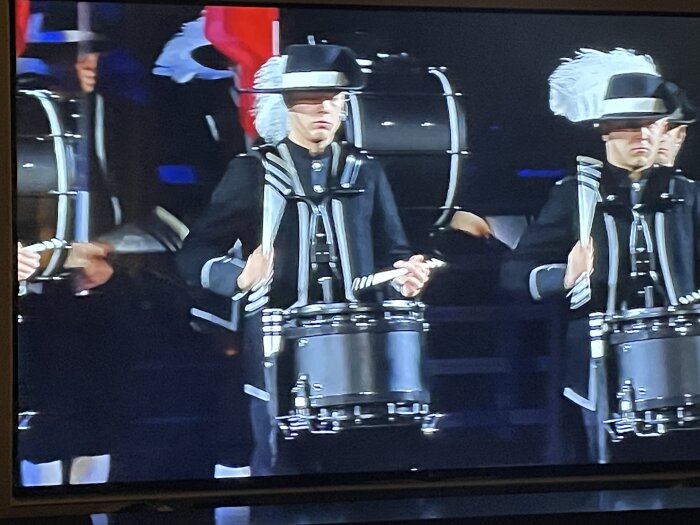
[633,394,700,411]
[16,89,74,278]
[610,305,700,322]
[286,300,424,317]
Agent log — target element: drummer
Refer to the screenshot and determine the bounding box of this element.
[501,49,700,463]
[176,43,431,474]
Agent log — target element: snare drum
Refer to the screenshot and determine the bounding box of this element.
[602,306,700,437]
[265,301,438,438]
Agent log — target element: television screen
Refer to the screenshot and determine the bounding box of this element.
[10,0,700,505]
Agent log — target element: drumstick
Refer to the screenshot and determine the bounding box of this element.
[678,290,700,305]
[22,238,69,253]
[576,155,603,248]
[352,258,446,292]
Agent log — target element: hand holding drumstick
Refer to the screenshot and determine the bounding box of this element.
[352,256,445,297]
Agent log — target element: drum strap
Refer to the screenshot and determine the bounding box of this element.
[604,213,619,315]
[332,154,364,301]
[655,197,679,305]
[563,360,597,411]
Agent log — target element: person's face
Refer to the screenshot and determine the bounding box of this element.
[286,91,345,149]
[75,52,100,93]
[602,118,667,172]
[656,124,688,167]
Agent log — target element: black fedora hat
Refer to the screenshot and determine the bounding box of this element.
[597,72,672,122]
[664,81,697,124]
[21,7,113,63]
[254,44,365,93]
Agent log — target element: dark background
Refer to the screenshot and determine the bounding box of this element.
[41,2,700,220]
[14,1,700,486]
[281,6,700,215]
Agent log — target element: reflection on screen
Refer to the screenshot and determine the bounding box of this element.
[13,0,700,490]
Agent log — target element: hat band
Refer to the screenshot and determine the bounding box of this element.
[601,97,667,117]
[281,71,348,90]
[28,30,104,45]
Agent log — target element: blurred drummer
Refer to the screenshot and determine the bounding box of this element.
[177,44,430,474]
[501,49,700,463]
[655,81,696,168]
[15,4,126,489]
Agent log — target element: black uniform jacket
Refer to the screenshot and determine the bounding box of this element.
[176,140,412,315]
[501,163,700,399]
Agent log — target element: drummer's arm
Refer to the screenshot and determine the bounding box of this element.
[64,242,115,291]
[500,178,578,302]
[176,157,262,297]
[369,161,429,297]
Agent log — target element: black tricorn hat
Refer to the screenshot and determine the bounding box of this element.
[254,44,365,93]
[598,72,672,122]
[664,81,697,124]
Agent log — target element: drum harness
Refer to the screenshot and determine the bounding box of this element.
[248,140,364,314]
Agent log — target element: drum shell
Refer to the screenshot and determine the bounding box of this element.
[612,336,700,411]
[276,303,429,415]
[15,90,76,195]
[608,308,700,412]
[346,93,459,154]
[17,138,74,195]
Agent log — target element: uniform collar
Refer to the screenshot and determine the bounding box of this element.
[283,137,333,161]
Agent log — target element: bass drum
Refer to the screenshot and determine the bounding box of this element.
[15,89,75,278]
[345,54,468,252]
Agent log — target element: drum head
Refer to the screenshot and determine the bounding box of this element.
[344,54,468,249]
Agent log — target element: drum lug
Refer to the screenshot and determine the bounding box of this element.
[604,380,641,438]
[618,380,636,415]
[292,374,311,409]
[421,412,443,435]
[17,411,38,431]
[619,380,639,434]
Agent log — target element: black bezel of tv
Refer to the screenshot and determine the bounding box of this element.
[4,0,700,520]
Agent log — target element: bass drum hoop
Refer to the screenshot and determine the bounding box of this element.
[16,89,74,278]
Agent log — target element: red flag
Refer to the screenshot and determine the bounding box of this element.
[15,0,31,57]
[204,6,279,140]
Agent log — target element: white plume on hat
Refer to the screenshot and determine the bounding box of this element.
[548,48,660,122]
[153,17,234,83]
[253,55,290,143]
